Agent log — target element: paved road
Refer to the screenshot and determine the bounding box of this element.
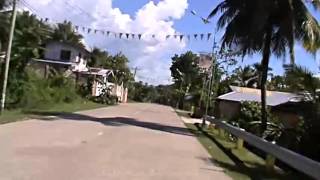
[0,103,230,180]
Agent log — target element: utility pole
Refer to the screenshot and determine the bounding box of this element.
[1,0,18,114]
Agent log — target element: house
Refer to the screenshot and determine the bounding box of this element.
[31,41,89,76]
[80,67,128,102]
[217,86,305,128]
[30,41,128,102]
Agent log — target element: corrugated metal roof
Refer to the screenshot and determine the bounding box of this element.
[218,86,301,106]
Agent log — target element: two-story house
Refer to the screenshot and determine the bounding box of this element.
[32,41,89,75]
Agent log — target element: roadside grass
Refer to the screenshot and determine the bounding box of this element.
[184,123,306,180]
[0,100,107,124]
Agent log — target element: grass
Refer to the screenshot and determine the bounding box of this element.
[183,123,306,180]
[0,100,107,124]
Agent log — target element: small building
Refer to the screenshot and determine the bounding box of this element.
[217,86,304,128]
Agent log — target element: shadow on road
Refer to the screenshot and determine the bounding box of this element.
[26,111,195,137]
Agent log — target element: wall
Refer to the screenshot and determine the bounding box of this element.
[44,42,88,72]
[218,100,241,120]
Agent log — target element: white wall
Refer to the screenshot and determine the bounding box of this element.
[44,42,89,72]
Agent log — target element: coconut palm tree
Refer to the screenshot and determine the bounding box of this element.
[208,0,320,133]
[50,21,84,48]
[231,66,258,87]
[285,65,320,100]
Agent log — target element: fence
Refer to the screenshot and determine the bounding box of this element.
[204,115,320,179]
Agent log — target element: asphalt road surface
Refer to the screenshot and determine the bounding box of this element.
[0,103,230,180]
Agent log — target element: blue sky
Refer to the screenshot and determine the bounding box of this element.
[113,0,320,76]
[26,0,320,84]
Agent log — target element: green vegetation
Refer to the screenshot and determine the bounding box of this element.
[208,0,320,133]
[0,8,132,122]
[184,123,307,180]
[0,100,105,124]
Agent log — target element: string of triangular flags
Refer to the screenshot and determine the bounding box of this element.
[40,17,213,42]
[73,25,212,42]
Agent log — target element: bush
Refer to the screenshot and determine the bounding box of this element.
[229,101,282,141]
[90,86,118,105]
[18,71,79,110]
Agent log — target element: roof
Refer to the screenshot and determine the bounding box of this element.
[32,58,73,65]
[217,86,302,106]
[81,67,114,77]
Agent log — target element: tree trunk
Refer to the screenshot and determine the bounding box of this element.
[260,28,272,134]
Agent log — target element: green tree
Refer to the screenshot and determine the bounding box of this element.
[50,21,84,48]
[208,0,320,133]
[285,65,320,100]
[90,48,133,87]
[170,51,204,109]
[5,11,51,105]
[230,65,258,88]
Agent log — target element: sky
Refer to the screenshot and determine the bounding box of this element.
[21,0,320,84]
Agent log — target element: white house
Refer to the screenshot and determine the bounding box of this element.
[32,41,89,73]
[30,41,128,102]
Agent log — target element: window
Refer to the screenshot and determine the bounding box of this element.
[60,50,71,61]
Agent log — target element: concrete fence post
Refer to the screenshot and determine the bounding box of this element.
[236,138,244,150]
[266,154,276,170]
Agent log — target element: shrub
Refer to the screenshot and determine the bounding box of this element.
[90,86,118,105]
[19,71,79,110]
[229,101,282,141]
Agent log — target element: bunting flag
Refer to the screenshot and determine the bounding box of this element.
[200,34,204,40]
[207,33,212,41]
[179,35,184,42]
[35,17,215,43]
[194,34,198,40]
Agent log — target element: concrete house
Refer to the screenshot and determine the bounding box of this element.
[32,41,89,75]
[217,86,305,128]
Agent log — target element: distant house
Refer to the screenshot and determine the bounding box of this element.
[30,41,128,102]
[217,86,305,128]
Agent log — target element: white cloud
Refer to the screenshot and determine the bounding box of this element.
[23,0,189,84]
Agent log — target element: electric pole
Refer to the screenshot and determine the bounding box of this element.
[1,0,18,114]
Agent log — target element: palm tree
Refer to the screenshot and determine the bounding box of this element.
[208,0,320,133]
[50,21,84,48]
[231,66,258,87]
[285,65,320,100]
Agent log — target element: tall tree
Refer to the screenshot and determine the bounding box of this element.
[170,51,204,108]
[231,65,258,88]
[208,0,320,133]
[90,48,133,86]
[50,21,84,47]
[285,65,320,99]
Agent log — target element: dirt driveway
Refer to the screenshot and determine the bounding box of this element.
[0,103,230,180]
